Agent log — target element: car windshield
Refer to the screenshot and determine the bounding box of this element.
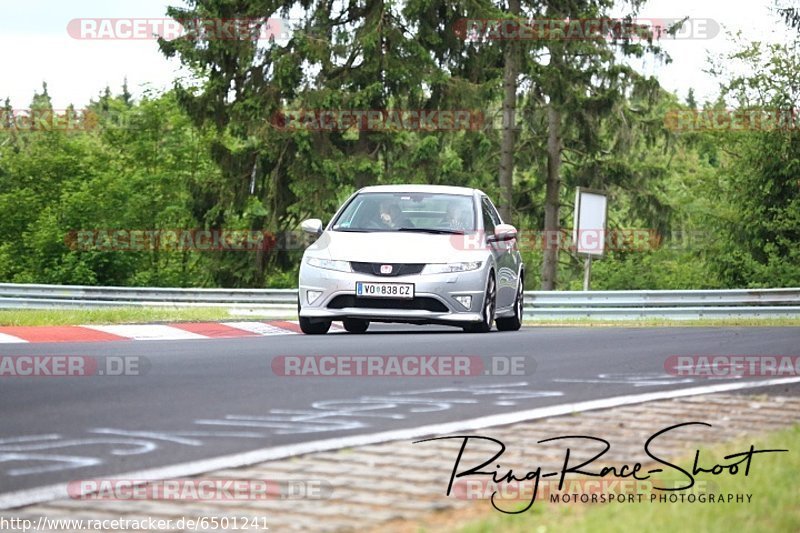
[331,192,476,233]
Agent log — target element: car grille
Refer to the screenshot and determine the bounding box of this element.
[327,295,448,312]
[350,262,426,277]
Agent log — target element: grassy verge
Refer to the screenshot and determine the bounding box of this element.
[458,424,800,533]
[0,309,796,328]
[0,307,244,326]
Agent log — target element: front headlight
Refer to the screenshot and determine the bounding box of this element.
[422,261,482,274]
[305,256,351,272]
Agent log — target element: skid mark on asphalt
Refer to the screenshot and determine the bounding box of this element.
[196,382,564,434]
[0,383,564,476]
[0,430,265,476]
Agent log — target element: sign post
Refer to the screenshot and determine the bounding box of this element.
[583,256,592,291]
[573,188,608,291]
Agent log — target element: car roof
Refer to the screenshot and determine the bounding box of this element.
[357,184,481,196]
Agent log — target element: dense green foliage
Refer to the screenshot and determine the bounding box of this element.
[0,2,796,289]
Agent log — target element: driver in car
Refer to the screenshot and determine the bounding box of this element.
[380,202,412,229]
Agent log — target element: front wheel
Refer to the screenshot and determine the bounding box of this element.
[463,273,495,333]
[343,318,369,333]
[299,316,331,334]
[496,276,523,331]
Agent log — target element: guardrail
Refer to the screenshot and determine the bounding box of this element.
[0,283,798,320]
[0,283,297,311]
[523,288,800,319]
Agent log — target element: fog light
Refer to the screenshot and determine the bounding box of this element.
[454,295,472,309]
[307,290,323,304]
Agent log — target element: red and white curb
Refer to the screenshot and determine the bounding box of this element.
[0,321,341,344]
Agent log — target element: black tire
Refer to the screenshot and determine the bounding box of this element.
[298,293,330,334]
[343,318,369,333]
[463,273,496,333]
[496,275,523,331]
[299,316,331,334]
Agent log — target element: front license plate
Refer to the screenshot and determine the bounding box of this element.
[355,282,415,299]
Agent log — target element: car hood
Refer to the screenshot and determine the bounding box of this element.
[306,230,482,264]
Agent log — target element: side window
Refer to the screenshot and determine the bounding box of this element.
[486,198,503,225]
[481,197,499,233]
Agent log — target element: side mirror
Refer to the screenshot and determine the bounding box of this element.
[493,223,517,242]
[301,218,323,236]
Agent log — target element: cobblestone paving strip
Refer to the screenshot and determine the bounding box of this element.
[6,393,799,532]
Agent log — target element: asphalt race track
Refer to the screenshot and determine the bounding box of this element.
[1,325,798,497]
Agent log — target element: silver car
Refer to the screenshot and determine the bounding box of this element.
[297,184,524,334]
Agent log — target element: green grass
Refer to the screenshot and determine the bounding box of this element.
[457,425,800,533]
[0,308,796,328]
[0,307,244,326]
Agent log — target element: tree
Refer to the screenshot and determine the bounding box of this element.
[777,3,799,31]
[686,88,697,109]
[158,0,299,286]
[527,1,669,289]
[702,27,800,287]
[498,0,521,222]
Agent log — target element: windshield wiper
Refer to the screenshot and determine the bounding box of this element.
[396,227,465,235]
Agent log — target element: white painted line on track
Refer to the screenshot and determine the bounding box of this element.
[1,376,798,510]
[82,325,208,341]
[0,333,27,343]
[222,322,298,336]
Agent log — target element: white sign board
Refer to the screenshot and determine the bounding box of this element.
[573,188,607,256]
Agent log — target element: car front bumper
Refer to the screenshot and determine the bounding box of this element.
[298,262,488,324]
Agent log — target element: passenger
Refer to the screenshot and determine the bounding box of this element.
[445,205,467,230]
